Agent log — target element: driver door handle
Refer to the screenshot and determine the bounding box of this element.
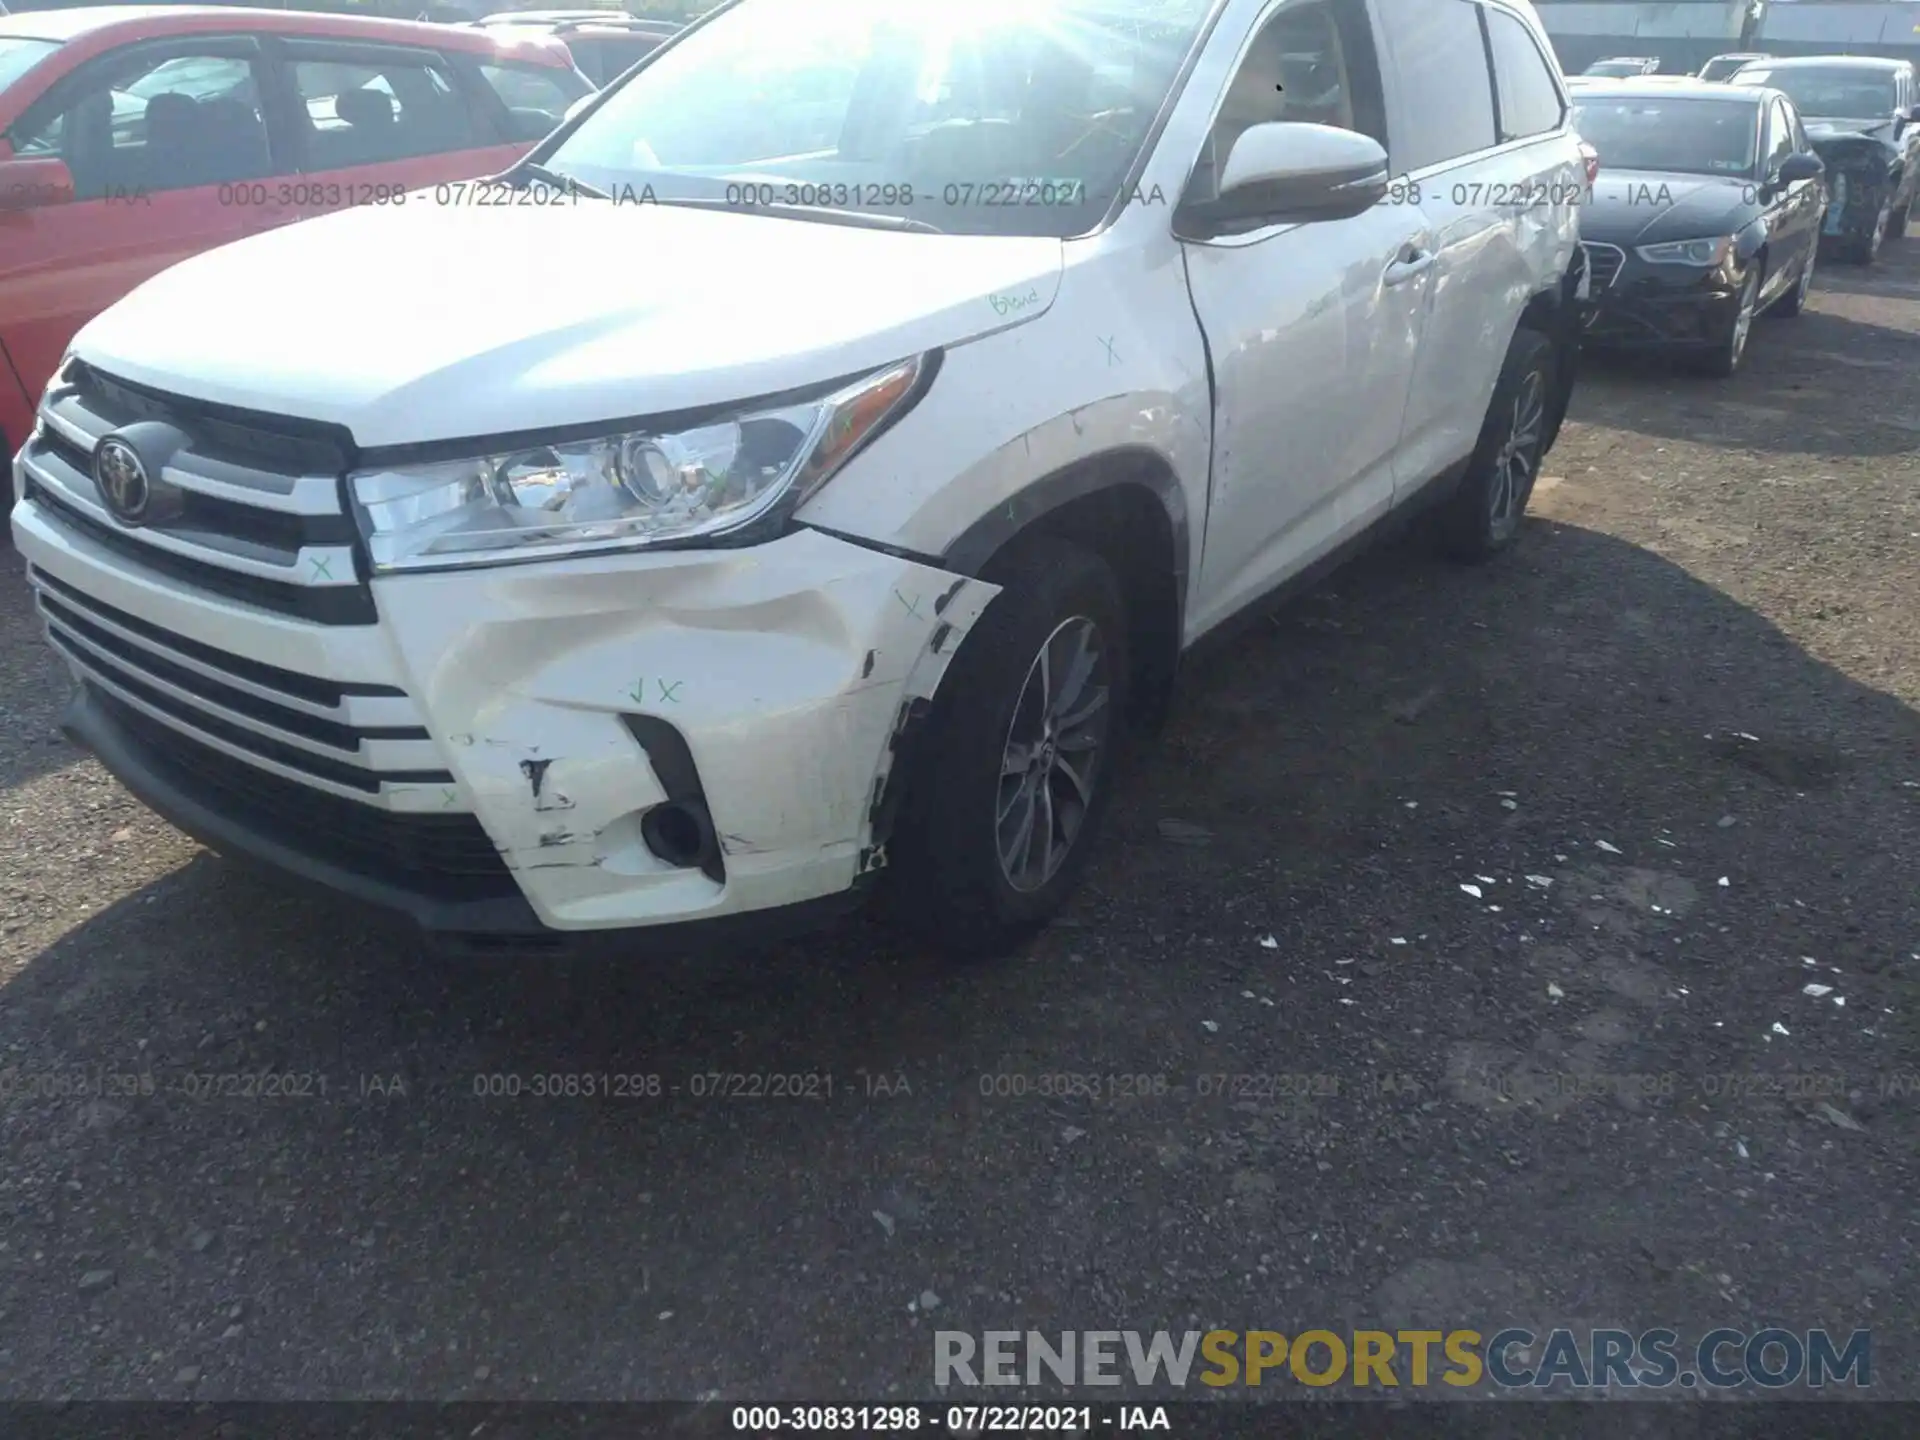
[1385,247,1435,287]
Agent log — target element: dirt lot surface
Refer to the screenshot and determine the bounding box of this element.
[0,248,1915,1411]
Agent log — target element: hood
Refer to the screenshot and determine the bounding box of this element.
[71,198,1065,449]
[1804,119,1901,164]
[1576,169,1758,245]
[1803,116,1896,143]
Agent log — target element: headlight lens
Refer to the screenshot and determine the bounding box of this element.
[351,355,926,572]
[1636,236,1734,265]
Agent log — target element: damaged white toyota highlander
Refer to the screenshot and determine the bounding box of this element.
[11,0,1588,958]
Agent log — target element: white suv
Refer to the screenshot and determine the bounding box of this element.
[12,0,1588,958]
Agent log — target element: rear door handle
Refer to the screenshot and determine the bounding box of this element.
[1384,248,1435,287]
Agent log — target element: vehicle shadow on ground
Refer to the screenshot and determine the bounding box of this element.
[0,538,87,792]
[1,521,1916,1397]
[1576,302,1920,457]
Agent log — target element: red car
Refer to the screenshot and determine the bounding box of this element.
[0,5,592,459]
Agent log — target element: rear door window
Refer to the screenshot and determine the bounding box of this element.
[8,44,273,198]
[477,59,591,139]
[1374,0,1496,170]
[282,45,480,169]
[1484,5,1564,140]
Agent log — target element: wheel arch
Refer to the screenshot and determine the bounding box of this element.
[942,448,1188,730]
[1517,247,1585,456]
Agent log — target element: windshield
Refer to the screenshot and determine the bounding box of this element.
[0,36,60,94]
[1734,66,1896,120]
[1572,96,1759,178]
[545,0,1215,237]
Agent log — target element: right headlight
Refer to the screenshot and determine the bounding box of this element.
[350,355,928,573]
[1635,236,1734,266]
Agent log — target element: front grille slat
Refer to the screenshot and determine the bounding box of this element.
[94,690,513,900]
[24,479,377,625]
[23,361,373,626]
[31,568,404,714]
[41,596,434,762]
[49,632,452,795]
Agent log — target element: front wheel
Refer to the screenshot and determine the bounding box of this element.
[1847,201,1889,264]
[1700,268,1760,378]
[883,536,1130,960]
[1437,327,1555,563]
[1771,246,1814,318]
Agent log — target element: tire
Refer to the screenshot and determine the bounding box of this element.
[1700,267,1761,378]
[1847,201,1887,265]
[1770,245,1814,318]
[883,536,1130,960]
[1437,327,1555,564]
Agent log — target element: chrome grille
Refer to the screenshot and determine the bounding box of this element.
[30,566,453,809]
[1581,241,1626,293]
[18,361,374,624]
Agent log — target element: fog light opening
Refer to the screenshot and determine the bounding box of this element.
[641,801,716,870]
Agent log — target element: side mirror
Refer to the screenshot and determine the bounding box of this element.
[1180,122,1389,235]
[1777,151,1824,185]
[0,155,75,213]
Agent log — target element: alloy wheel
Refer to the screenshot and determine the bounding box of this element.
[1728,272,1759,367]
[1486,367,1545,543]
[996,616,1112,893]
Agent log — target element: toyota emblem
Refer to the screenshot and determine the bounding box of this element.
[95,437,150,524]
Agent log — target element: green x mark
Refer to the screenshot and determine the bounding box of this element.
[309,555,335,581]
[441,787,459,808]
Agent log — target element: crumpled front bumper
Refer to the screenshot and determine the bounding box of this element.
[15,484,997,941]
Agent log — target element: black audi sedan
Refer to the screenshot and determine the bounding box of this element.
[1729,56,1920,264]
[1571,79,1825,377]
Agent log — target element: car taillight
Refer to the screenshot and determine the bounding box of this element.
[1578,140,1601,185]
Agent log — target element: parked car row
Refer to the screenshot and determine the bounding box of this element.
[0,0,1879,960]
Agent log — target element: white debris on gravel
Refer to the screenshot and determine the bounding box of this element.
[872,1210,896,1238]
[1547,982,1565,999]
[1476,874,1498,884]
[1460,884,1483,899]
[1501,799,1518,811]
[1718,877,1730,887]
[1525,875,1554,888]
[1390,937,1408,946]
[1772,1022,1791,1037]
[1596,840,1622,854]
[1815,1103,1865,1132]
[1803,984,1834,998]
[1201,1020,1218,1032]
[1834,997,1847,1008]
[1718,815,1737,828]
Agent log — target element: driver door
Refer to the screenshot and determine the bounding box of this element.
[1178,0,1430,636]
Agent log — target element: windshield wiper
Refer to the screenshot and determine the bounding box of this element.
[650,196,944,234]
[507,163,609,200]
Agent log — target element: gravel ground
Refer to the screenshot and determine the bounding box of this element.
[0,247,1916,1406]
